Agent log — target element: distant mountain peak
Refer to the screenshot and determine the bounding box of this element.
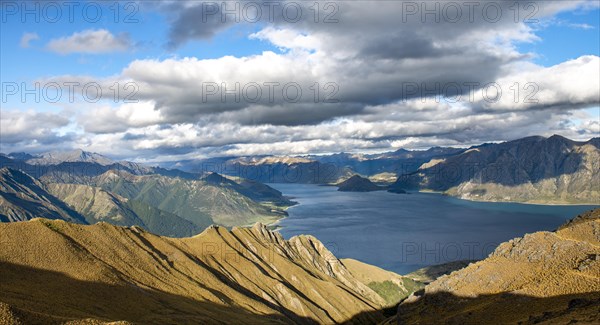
[6,152,37,160]
[26,149,114,166]
[547,134,574,143]
[202,172,233,185]
[548,134,566,139]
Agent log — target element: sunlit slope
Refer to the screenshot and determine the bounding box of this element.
[341,258,424,306]
[46,182,201,237]
[397,209,600,324]
[0,220,390,324]
[87,170,283,228]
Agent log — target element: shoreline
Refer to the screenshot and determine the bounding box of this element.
[262,198,301,231]
[410,189,599,207]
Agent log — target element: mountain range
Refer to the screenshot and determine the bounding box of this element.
[182,135,599,204]
[0,152,294,236]
[0,219,408,324]
[164,147,465,184]
[1,135,598,237]
[390,135,600,204]
[0,168,86,224]
[0,208,597,323]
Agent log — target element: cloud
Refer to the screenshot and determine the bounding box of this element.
[479,55,600,111]
[157,0,594,49]
[0,110,74,152]
[76,1,592,128]
[10,0,599,161]
[20,32,39,48]
[78,101,164,134]
[569,23,595,30]
[46,29,131,55]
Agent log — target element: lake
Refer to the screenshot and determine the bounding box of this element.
[269,184,599,275]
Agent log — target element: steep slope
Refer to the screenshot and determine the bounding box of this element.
[45,183,142,225]
[0,220,390,324]
[0,168,85,224]
[25,167,288,229]
[1,150,295,229]
[46,183,200,237]
[337,175,384,192]
[392,135,600,204]
[90,170,283,228]
[203,172,294,206]
[404,260,475,284]
[341,259,424,306]
[397,208,600,324]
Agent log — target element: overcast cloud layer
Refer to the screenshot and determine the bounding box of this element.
[1,0,599,162]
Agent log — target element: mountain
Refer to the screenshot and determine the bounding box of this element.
[391,135,600,204]
[1,152,294,229]
[202,172,294,206]
[311,147,466,176]
[0,168,85,224]
[2,150,197,180]
[337,175,384,192]
[5,152,35,161]
[0,168,200,237]
[0,220,412,324]
[230,157,355,184]
[45,183,201,237]
[45,182,142,225]
[84,170,286,229]
[396,208,600,324]
[166,148,465,184]
[20,149,115,166]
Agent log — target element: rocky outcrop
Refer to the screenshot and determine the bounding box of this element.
[0,220,392,324]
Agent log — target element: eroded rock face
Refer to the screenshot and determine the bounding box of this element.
[0,220,388,324]
[397,209,600,324]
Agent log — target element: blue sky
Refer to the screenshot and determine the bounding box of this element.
[1,2,278,80]
[4,1,595,81]
[519,9,600,66]
[0,0,599,161]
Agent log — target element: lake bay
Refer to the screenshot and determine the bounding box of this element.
[269,184,599,274]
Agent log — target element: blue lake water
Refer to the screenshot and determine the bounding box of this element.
[269,184,599,275]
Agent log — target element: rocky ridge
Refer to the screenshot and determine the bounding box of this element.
[0,219,398,324]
